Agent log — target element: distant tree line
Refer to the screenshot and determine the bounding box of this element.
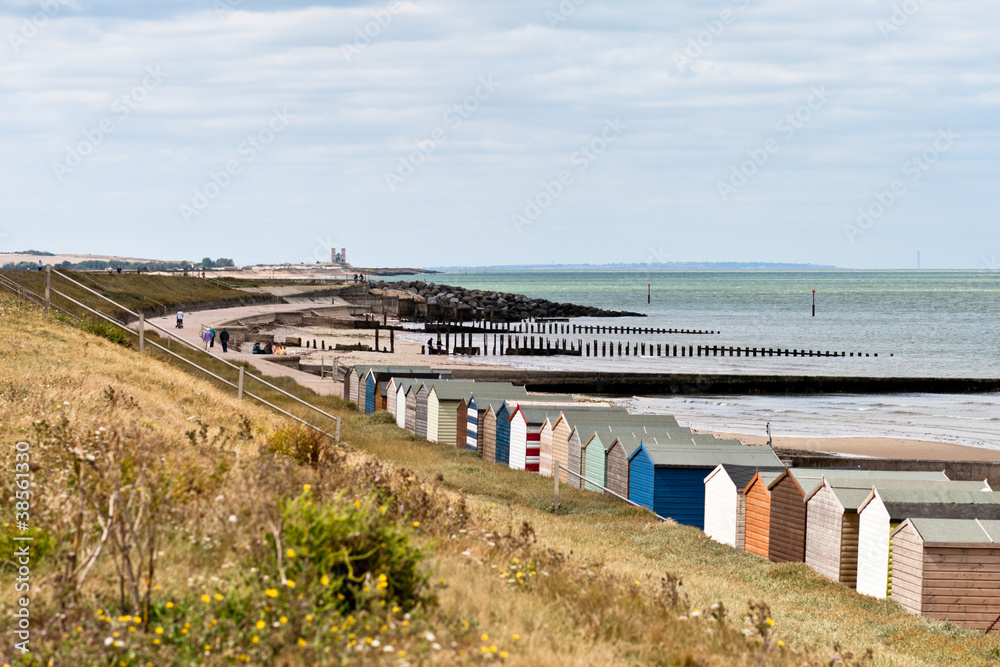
[200,257,235,268]
[1,259,197,271]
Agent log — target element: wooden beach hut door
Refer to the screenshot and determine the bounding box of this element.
[857,498,892,599]
[628,445,656,512]
[395,386,408,429]
[744,473,772,559]
[605,440,629,499]
[364,372,377,414]
[481,407,497,463]
[767,471,807,563]
[465,397,478,452]
[405,389,417,433]
[704,468,738,547]
[415,386,430,438]
[496,405,513,466]
[507,407,527,470]
[583,436,606,493]
[457,398,469,451]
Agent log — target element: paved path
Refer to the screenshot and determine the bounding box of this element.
[145,303,345,396]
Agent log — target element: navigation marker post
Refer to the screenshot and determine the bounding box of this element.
[812,290,816,317]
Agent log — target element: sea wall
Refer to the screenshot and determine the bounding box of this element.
[446,369,1000,396]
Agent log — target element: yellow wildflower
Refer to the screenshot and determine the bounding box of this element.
[201,595,210,603]
[256,620,265,630]
[298,638,307,647]
[321,575,330,586]
[286,549,296,558]
[252,636,259,644]
[265,589,278,598]
[285,580,296,588]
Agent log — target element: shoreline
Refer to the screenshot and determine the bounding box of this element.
[706,431,1000,462]
[167,302,1000,462]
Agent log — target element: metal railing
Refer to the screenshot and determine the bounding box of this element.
[554,463,668,522]
[3,270,342,443]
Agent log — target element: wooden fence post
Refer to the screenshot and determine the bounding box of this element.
[238,366,245,400]
[138,313,145,353]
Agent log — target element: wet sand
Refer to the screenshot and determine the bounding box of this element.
[706,431,1000,462]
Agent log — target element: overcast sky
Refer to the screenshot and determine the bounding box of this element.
[0,0,997,269]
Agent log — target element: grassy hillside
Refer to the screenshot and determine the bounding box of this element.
[1,294,998,665]
[0,270,272,320]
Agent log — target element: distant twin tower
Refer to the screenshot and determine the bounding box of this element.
[332,248,347,264]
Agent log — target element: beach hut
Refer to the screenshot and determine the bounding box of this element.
[742,469,787,558]
[629,444,783,528]
[480,405,498,461]
[394,379,426,430]
[605,433,648,499]
[800,474,968,583]
[357,366,440,414]
[582,425,702,495]
[427,382,525,446]
[703,464,780,549]
[555,415,683,488]
[856,487,1000,599]
[494,402,519,468]
[462,388,550,453]
[534,406,631,478]
[890,518,1000,632]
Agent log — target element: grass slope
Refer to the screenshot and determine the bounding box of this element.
[0,295,998,665]
[0,270,272,320]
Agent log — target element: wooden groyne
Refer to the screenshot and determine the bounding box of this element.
[445,369,1000,396]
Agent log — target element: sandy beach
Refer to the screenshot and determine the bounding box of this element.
[705,431,1000,462]
[149,300,1000,463]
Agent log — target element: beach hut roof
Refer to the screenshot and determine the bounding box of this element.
[893,518,1000,545]
[859,488,1000,520]
[431,382,527,401]
[703,463,784,488]
[634,444,782,469]
[517,405,628,424]
[803,477,989,507]
[354,364,436,378]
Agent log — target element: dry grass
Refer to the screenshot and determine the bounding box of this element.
[0,294,997,665]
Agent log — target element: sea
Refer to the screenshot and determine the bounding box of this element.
[389,270,1000,450]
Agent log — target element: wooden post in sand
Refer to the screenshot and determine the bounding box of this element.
[390,328,395,353]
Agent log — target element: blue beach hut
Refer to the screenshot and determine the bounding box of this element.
[495,403,513,465]
[628,444,783,529]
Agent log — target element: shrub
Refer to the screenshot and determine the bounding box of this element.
[266,425,331,467]
[276,490,433,615]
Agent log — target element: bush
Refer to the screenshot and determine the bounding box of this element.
[266,425,331,467]
[277,490,433,614]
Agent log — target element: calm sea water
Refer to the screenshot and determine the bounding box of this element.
[393,270,1000,448]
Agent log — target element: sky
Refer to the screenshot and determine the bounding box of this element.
[0,0,997,269]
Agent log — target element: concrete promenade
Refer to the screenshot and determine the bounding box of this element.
[145,303,346,397]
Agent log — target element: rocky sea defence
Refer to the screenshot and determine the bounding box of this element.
[371,280,645,320]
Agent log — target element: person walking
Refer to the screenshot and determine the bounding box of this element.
[219,329,230,353]
[208,327,216,348]
[202,328,213,350]
[176,310,184,328]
